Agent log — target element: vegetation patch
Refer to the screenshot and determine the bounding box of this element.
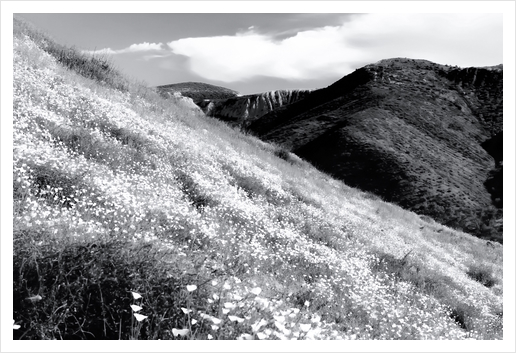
[13,238,210,340]
[466,263,497,288]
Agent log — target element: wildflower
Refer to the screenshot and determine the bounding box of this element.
[228,315,245,323]
[25,294,42,303]
[238,333,254,340]
[181,307,192,314]
[213,293,219,300]
[211,317,222,325]
[222,308,230,314]
[250,287,262,295]
[133,313,148,322]
[304,300,310,307]
[273,315,285,323]
[172,328,190,337]
[251,318,268,332]
[223,283,231,290]
[310,315,321,323]
[131,292,142,300]
[207,334,213,340]
[224,302,236,309]
[212,325,219,331]
[256,332,267,339]
[300,324,311,332]
[130,304,143,312]
[186,285,197,292]
[13,320,21,330]
[211,280,218,286]
[191,319,198,325]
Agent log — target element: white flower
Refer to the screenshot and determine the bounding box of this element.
[130,304,143,312]
[251,318,268,332]
[210,317,222,325]
[223,283,231,290]
[224,302,236,309]
[304,300,310,307]
[131,292,142,300]
[191,319,198,325]
[13,320,21,330]
[213,293,219,300]
[256,332,267,339]
[172,328,190,337]
[186,285,197,292]
[250,287,262,295]
[300,324,312,332]
[233,294,243,301]
[26,295,42,303]
[228,315,245,323]
[208,334,213,340]
[238,333,254,340]
[222,308,230,314]
[211,324,219,331]
[211,280,218,286]
[273,315,285,323]
[133,313,148,322]
[181,307,192,314]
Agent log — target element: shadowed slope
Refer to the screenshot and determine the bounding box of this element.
[249,58,503,242]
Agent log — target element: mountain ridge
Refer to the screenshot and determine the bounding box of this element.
[246,57,503,242]
[197,89,314,128]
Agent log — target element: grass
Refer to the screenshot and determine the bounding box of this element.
[11,16,503,341]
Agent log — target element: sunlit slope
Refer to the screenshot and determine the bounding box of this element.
[13,19,502,340]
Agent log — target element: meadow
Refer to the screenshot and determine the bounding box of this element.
[12,17,503,341]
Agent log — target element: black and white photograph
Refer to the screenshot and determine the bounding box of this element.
[2,1,514,351]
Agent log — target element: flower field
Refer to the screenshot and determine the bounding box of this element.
[11,17,503,341]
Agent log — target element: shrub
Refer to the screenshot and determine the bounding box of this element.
[466,264,497,288]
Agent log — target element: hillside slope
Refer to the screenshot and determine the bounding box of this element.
[12,19,503,341]
[248,58,503,242]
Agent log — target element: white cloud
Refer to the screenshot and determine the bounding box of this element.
[166,13,502,83]
[83,42,163,56]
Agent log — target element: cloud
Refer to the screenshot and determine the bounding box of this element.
[83,42,163,56]
[165,13,502,83]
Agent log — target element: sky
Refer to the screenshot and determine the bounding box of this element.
[17,12,503,95]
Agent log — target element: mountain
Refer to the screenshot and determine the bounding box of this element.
[247,58,503,242]
[156,81,239,102]
[197,89,313,128]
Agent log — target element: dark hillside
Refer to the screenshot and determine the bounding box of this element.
[248,58,503,242]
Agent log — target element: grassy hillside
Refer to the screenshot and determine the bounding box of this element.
[12,17,503,341]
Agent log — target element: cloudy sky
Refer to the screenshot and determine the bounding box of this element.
[18,12,503,95]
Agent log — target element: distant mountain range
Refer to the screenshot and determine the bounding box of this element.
[157,82,239,102]
[159,58,503,242]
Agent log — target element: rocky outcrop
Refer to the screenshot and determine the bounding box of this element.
[198,90,313,128]
[160,91,204,114]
